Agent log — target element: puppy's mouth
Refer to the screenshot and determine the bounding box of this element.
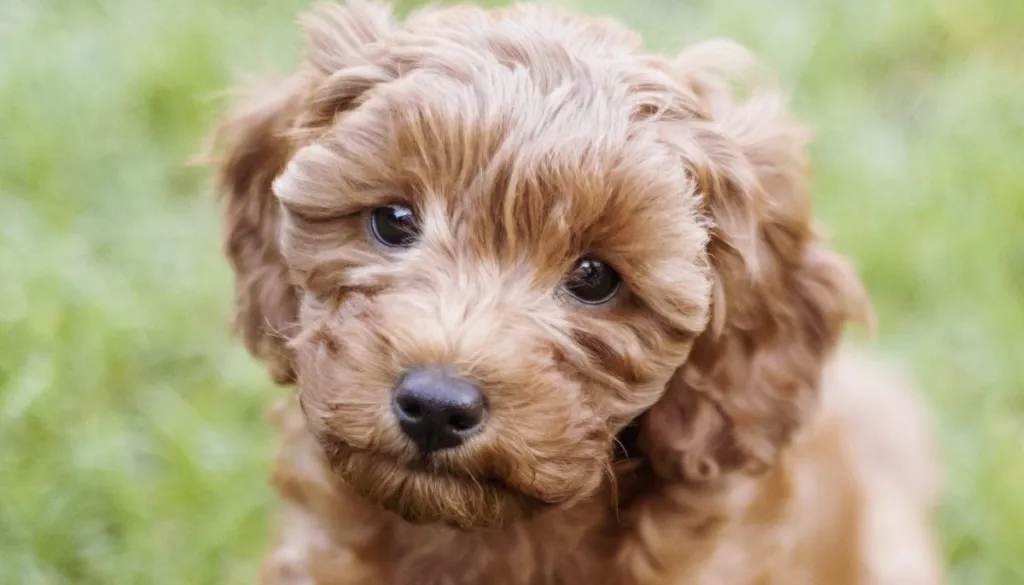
[319,437,562,529]
[402,453,547,503]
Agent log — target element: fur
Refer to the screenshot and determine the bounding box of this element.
[207,2,945,584]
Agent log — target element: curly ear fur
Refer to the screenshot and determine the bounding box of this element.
[641,41,869,483]
[208,1,394,384]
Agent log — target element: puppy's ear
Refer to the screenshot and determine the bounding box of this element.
[208,1,394,384]
[641,41,869,482]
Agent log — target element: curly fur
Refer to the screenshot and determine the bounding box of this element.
[207,2,945,583]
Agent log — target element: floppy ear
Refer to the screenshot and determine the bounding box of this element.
[208,1,394,384]
[640,41,869,482]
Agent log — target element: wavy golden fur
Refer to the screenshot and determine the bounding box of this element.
[208,2,945,583]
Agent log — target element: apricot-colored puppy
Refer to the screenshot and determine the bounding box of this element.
[210,2,945,584]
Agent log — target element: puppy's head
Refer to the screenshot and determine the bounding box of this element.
[211,1,866,529]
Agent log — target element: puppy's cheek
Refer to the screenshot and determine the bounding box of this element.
[291,318,404,455]
[519,439,609,506]
[479,409,612,506]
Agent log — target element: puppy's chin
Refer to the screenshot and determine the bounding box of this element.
[326,447,557,530]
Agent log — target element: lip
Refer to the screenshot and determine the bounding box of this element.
[402,449,563,506]
[321,435,566,513]
[406,458,552,504]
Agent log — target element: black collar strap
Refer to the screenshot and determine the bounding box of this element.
[613,420,643,463]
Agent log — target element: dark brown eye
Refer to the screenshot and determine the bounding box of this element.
[563,256,621,305]
[370,204,418,247]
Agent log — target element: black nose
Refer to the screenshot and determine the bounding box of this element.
[392,366,487,454]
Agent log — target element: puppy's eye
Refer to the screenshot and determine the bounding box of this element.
[563,257,621,305]
[370,204,419,248]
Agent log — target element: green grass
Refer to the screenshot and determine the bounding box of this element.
[0,0,1021,583]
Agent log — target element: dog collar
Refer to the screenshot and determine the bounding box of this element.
[613,420,643,462]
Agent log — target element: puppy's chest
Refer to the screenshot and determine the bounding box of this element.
[378,513,625,585]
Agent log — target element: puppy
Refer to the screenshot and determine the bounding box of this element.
[209,2,946,584]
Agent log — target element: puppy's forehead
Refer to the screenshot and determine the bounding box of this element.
[337,37,703,265]
[286,12,711,295]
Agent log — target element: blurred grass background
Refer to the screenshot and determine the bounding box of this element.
[0,0,1021,583]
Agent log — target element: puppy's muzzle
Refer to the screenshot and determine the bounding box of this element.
[392,366,487,454]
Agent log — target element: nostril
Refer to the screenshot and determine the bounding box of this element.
[447,411,482,433]
[396,396,424,420]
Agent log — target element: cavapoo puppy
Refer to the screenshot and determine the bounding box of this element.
[209,1,946,584]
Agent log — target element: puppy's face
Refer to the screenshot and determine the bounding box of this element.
[215,3,862,531]
[275,38,713,527]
